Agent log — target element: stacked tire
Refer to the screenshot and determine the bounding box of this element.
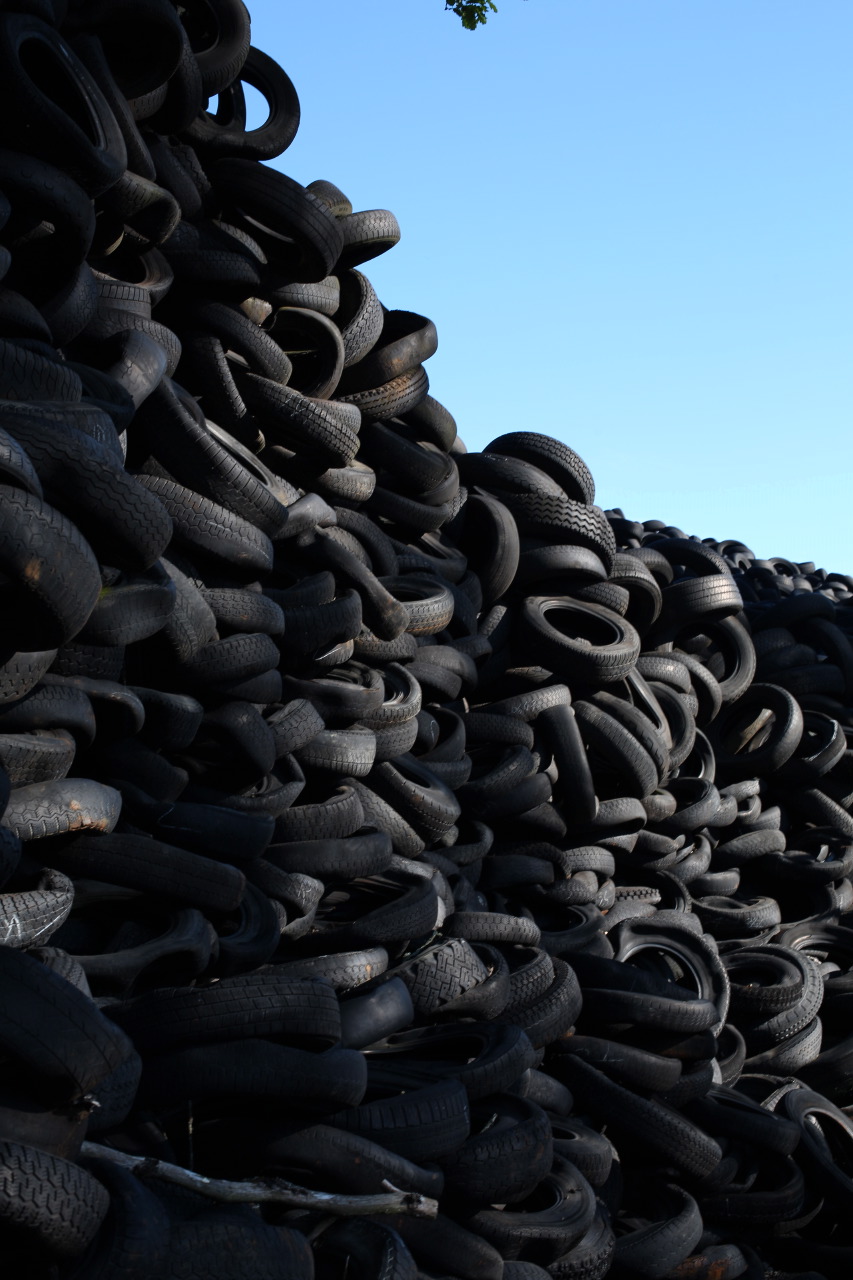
[0,2,851,1278]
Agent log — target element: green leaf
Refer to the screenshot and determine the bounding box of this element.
[446,1,499,31]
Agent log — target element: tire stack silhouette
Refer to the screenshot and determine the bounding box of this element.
[0,2,851,1277]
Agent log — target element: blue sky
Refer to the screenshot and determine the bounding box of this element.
[245,1,852,572]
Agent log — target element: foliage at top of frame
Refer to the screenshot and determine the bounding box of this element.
[446,2,499,31]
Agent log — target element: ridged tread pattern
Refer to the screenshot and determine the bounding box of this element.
[337,364,428,421]
[239,371,360,465]
[338,268,384,366]
[4,777,122,841]
[0,484,101,648]
[337,207,402,269]
[0,729,76,785]
[137,475,273,574]
[163,1217,313,1280]
[3,419,173,570]
[0,868,74,949]
[487,430,596,505]
[400,937,489,1013]
[0,1140,109,1257]
[111,973,340,1052]
[0,339,83,402]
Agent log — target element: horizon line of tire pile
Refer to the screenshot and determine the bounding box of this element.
[2,1,853,1277]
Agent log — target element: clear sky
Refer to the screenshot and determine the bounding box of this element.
[244,1,852,572]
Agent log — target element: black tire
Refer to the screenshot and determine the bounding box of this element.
[486,431,595,504]
[613,1183,703,1278]
[773,1084,853,1222]
[0,1140,110,1258]
[366,483,451,533]
[54,831,245,914]
[273,270,341,314]
[399,393,457,451]
[710,682,804,780]
[71,1154,170,1280]
[312,864,441,947]
[68,0,184,100]
[0,424,42,498]
[347,779,426,858]
[441,1094,553,1207]
[0,15,126,196]
[279,662,386,723]
[278,588,364,663]
[140,1038,366,1113]
[648,681,697,770]
[212,158,342,280]
[214,1118,441,1195]
[390,936,489,1015]
[507,957,582,1047]
[551,1034,682,1094]
[497,492,615,569]
[110,971,339,1054]
[0,150,95,284]
[238,371,360,466]
[348,309,438,387]
[460,450,567,500]
[200,587,284,636]
[182,299,290,383]
[334,268,384,366]
[365,1021,537,1101]
[80,567,176,648]
[737,954,824,1053]
[146,558,216,664]
[519,596,641,685]
[358,421,456,499]
[460,488,521,607]
[547,1207,614,1280]
[589,688,670,780]
[4,777,122,841]
[160,1214,313,1280]
[0,650,58,711]
[181,0,251,95]
[300,530,410,643]
[0,867,73,949]
[366,753,461,841]
[550,1118,613,1187]
[377,573,454,636]
[337,207,401,270]
[0,946,134,1098]
[273,782,365,843]
[0,728,76,787]
[609,551,663,633]
[465,1155,597,1266]
[186,46,300,161]
[574,699,660,799]
[0,485,101,650]
[656,573,744,636]
[339,975,415,1049]
[136,475,273,575]
[558,1054,723,1180]
[612,916,730,1029]
[179,631,280,689]
[312,1219,416,1280]
[330,1078,470,1164]
[267,304,345,399]
[338,364,429,421]
[276,946,389,992]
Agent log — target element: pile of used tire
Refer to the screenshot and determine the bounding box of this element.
[2,2,853,1278]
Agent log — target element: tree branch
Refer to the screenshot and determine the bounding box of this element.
[81,1142,438,1218]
